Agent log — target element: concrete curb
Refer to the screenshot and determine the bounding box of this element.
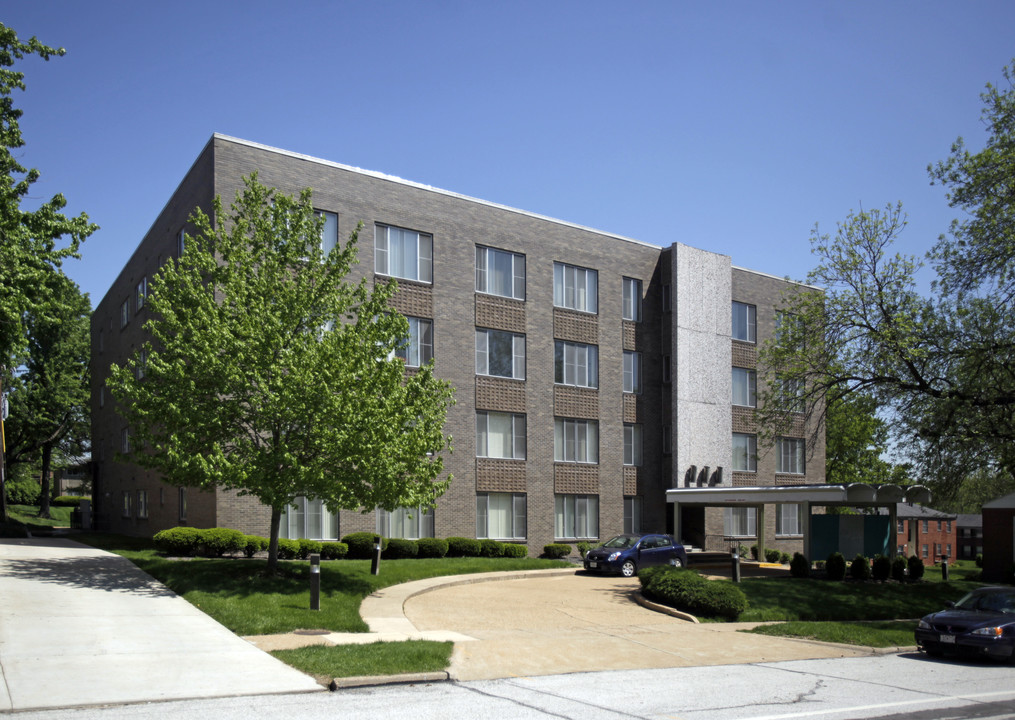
[329,671,451,689]
[632,591,699,623]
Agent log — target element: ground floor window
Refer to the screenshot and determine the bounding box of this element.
[724,507,756,538]
[921,544,929,558]
[121,491,131,518]
[555,494,599,540]
[282,497,340,540]
[377,506,434,539]
[624,496,641,534]
[178,487,187,522]
[776,503,802,536]
[477,492,526,540]
[136,490,149,519]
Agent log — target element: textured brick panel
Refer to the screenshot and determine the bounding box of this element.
[554,386,599,419]
[732,472,760,487]
[387,280,433,317]
[732,405,756,433]
[476,458,526,492]
[622,321,637,351]
[623,467,638,495]
[476,295,526,333]
[623,393,639,423]
[553,308,598,344]
[732,341,757,368]
[554,464,600,494]
[476,376,527,413]
[776,474,812,485]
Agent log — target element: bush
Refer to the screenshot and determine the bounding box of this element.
[872,555,892,582]
[502,543,528,558]
[780,552,791,564]
[384,538,418,559]
[750,545,760,560]
[5,476,40,505]
[52,496,85,507]
[276,538,300,560]
[153,527,203,556]
[478,539,504,557]
[576,541,593,558]
[891,555,908,582]
[298,538,323,559]
[907,555,925,581]
[826,552,846,581]
[975,554,983,568]
[645,567,748,620]
[200,527,246,557]
[764,548,781,563]
[790,552,810,578]
[243,535,267,558]
[416,537,449,558]
[638,564,671,589]
[542,543,572,559]
[446,537,482,557]
[849,554,871,581]
[320,541,348,560]
[342,532,388,559]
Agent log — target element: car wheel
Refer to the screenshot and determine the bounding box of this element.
[621,560,637,577]
[669,557,683,568]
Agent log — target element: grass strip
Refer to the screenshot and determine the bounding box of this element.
[744,620,918,648]
[271,640,454,679]
[7,504,73,528]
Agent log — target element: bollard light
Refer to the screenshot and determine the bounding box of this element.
[310,553,321,610]
[731,548,741,583]
[371,535,382,576]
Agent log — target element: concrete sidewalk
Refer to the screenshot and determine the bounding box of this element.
[0,538,322,712]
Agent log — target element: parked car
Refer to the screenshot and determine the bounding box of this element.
[583,533,687,577]
[915,587,1015,662]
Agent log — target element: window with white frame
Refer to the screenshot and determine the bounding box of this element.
[622,277,642,322]
[724,507,757,537]
[624,496,642,534]
[178,228,186,258]
[554,418,599,463]
[553,262,598,314]
[555,494,599,540]
[732,367,756,407]
[554,340,597,388]
[732,301,756,342]
[476,329,525,379]
[120,299,129,329]
[178,487,187,522]
[732,432,756,472]
[778,375,805,413]
[776,311,804,349]
[120,427,130,454]
[476,246,525,300]
[136,349,147,380]
[623,351,641,394]
[476,411,526,460]
[137,490,149,520]
[394,317,433,367]
[282,496,341,540]
[776,504,802,536]
[135,277,147,312]
[623,423,643,466]
[318,211,338,255]
[377,506,434,539]
[375,224,433,283]
[121,491,131,518]
[777,437,805,474]
[477,492,526,540]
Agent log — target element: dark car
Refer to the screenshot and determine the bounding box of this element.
[915,587,1015,662]
[583,533,687,578]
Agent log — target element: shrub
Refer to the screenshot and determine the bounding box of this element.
[543,543,572,559]
[342,532,388,559]
[153,527,203,556]
[276,538,300,560]
[826,552,846,581]
[243,535,267,558]
[849,554,871,581]
[384,538,418,559]
[780,552,791,564]
[576,541,593,558]
[907,555,925,581]
[200,527,246,557]
[298,538,323,559]
[750,545,760,560]
[416,537,449,558]
[871,555,892,582]
[479,539,504,557]
[891,555,908,582]
[646,567,748,620]
[638,564,671,589]
[502,543,528,558]
[764,548,781,563]
[52,496,85,507]
[5,476,40,505]
[320,542,348,560]
[446,537,482,557]
[790,552,810,578]
[975,554,983,568]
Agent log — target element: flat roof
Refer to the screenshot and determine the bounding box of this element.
[666,483,932,507]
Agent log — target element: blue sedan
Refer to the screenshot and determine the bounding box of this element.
[583,533,688,578]
[916,587,1015,662]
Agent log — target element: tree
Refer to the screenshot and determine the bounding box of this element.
[824,391,909,487]
[106,175,455,573]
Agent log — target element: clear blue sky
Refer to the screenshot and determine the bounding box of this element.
[6,1,1015,306]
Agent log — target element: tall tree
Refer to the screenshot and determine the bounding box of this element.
[107,175,455,573]
[824,391,909,487]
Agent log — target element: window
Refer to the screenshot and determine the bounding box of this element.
[477,492,526,540]
[622,277,642,321]
[922,520,929,533]
[319,211,338,255]
[777,437,805,474]
[662,355,671,384]
[135,349,147,380]
[120,427,130,454]
[724,507,757,537]
[921,544,928,558]
[937,520,942,532]
[121,491,131,518]
[946,521,952,533]
[732,433,757,472]
[377,506,434,540]
[778,375,805,413]
[476,246,525,300]
[732,367,757,407]
[554,341,597,388]
[282,497,340,540]
[776,504,802,536]
[947,543,952,557]
[624,496,642,534]
[394,317,433,367]
[623,423,643,466]
[135,277,147,312]
[776,311,804,349]
[476,329,525,379]
[555,494,599,540]
[623,351,641,394]
[553,262,597,314]
[897,520,904,533]
[662,284,671,312]
[554,418,599,464]
[137,490,149,520]
[178,228,186,258]
[178,487,187,522]
[732,301,756,342]
[476,411,526,460]
[120,299,130,329]
[375,224,433,283]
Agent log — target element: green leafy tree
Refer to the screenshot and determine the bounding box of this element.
[824,391,909,487]
[106,175,455,573]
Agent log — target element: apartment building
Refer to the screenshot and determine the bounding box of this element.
[90,134,824,555]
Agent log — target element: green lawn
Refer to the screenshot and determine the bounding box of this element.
[746,620,918,647]
[271,640,454,680]
[6,504,73,529]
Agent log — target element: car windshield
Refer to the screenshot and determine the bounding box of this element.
[954,590,1015,613]
[601,535,638,549]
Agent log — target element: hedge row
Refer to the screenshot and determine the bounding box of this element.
[639,566,748,621]
[791,552,925,582]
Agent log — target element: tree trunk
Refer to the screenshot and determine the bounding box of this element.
[37,442,52,519]
[266,505,282,576]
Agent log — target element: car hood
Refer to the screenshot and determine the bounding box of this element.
[585,547,618,561]
[923,609,1013,633]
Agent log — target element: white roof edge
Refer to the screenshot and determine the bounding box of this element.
[731,264,824,291]
[213,134,660,250]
